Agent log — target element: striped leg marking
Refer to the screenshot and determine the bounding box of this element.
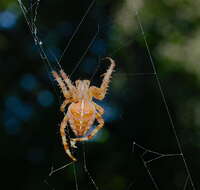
[60,99,70,112]
[60,114,77,161]
[52,71,70,98]
[93,102,104,115]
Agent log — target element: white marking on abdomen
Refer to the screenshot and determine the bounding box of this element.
[80,100,84,130]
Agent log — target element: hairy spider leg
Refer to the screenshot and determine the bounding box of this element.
[60,99,71,112]
[71,112,104,143]
[60,115,77,161]
[100,57,116,92]
[60,70,76,93]
[90,57,115,100]
[52,71,70,98]
[93,102,104,115]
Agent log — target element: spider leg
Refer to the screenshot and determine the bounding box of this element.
[60,70,76,93]
[60,99,71,112]
[90,57,115,100]
[93,102,104,115]
[60,114,77,161]
[71,113,104,143]
[52,71,70,98]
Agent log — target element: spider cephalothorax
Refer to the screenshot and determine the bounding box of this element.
[52,57,115,161]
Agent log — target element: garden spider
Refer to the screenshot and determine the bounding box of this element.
[52,57,115,161]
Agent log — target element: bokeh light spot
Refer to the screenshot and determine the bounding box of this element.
[47,47,62,62]
[37,90,54,107]
[97,102,120,122]
[0,11,17,29]
[82,57,97,74]
[20,74,38,91]
[91,39,107,56]
[5,96,34,121]
[4,117,21,135]
[90,128,109,143]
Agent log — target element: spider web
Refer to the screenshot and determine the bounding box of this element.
[16,0,197,190]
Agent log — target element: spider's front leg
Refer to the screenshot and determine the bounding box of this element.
[52,71,71,99]
[71,113,104,144]
[90,57,115,100]
[60,114,77,161]
[60,70,76,93]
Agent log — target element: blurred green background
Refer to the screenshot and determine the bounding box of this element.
[0,0,199,189]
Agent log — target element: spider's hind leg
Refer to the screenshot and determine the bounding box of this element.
[60,114,77,161]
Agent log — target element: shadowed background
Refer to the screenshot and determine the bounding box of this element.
[0,0,200,189]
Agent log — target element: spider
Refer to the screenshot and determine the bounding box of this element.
[52,57,115,161]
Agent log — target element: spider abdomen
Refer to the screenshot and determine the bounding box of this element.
[68,100,96,136]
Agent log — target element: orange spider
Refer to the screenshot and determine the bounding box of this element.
[52,57,115,161]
